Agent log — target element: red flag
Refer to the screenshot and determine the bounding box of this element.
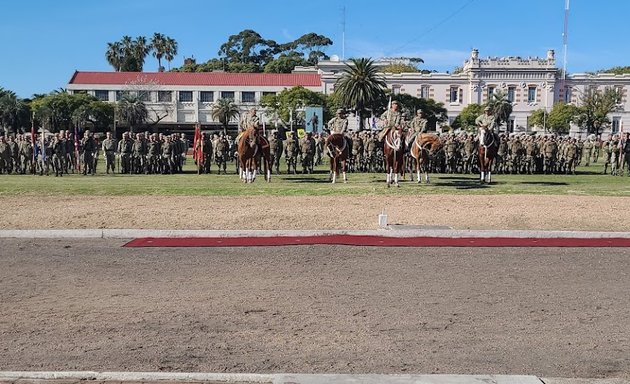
[193,124,203,165]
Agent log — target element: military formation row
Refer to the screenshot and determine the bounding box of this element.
[1,130,629,176]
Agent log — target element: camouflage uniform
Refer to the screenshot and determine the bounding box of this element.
[51,135,66,177]
[300,133,316,174]
[409,111,428,142]
[117,133,134,174]
[543,137,558,174]
[102,133,117,174]
[351,132,364,172]
[563,139,578,174]
[268,132,282,174]
[81,131,97,175]
[213,134,229,174]
[284,132,299,174]
[378,103,403,141]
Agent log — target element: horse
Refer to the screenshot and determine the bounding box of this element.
[237,128,271,183]
[478,130,499,183]
[382,127,405,187]
[409,133,442,184]
[325,133,349,183]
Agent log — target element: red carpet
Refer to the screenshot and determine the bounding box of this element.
[124,235,630,248]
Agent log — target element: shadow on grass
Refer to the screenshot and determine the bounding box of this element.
[282,176,331,183]
[432,177,494,190]
[519,181,569,186]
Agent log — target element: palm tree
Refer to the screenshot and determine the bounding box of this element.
[164,37,178,71]
[211,99,240,134]
[333,58,387,130]
[106,42,123,71]
[488,89,513,129]
[133,36,151,72]
[117,93,148,133]
[151,33,167,72]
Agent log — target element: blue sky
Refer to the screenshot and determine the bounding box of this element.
[1,0,628,98]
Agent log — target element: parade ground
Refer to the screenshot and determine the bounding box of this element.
[1,163,629,384]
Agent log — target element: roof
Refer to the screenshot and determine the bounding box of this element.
[69,71,322,87]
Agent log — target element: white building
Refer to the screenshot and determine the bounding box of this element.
[67,49,630,136]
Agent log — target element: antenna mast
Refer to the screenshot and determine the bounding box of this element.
[562,0,570,83]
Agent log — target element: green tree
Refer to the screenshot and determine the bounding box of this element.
[333,58,387,130]
[487,90,513,127]
[164,36,178,70]
[211,98,240,134]
[264,52,309,73]
[116,93,148,133]
[393,93,448,131]
[72,100,115,132]
[596,66,630,75]
[218,29,278,72]
[0,88,30,135]
[381,63,420,73]
[529,103,578,134]
[452,104,484,132]
[31,92,95,132]
[573,87,622,135]
[151,33,168,72]
[260,86,326,126]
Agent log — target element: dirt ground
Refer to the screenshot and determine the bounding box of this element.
[1,194,629,231]
[1,239,629,378]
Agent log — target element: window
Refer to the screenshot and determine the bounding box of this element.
[392,86,401,95]
[200,91,214,103]
[73,90,87,95]
[221,91,235,100]
[507,87,516,103]
[612,117,621,133]
[527,86,536,103]
[158,91,172,102]
[507,118,515,133]
[420,86,430,99]
[262,91,276,97]
[487,86,495,100]
[116,91,125,101]
[179,91,193,102]
[449,86,460,103]
[241,91,255,103]
[94,90,109,101]
[138,90,151,102]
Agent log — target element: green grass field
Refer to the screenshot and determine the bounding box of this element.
[0,158,628,197]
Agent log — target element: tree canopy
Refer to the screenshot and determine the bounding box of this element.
[529,102,579,134]
[573,87,622,135]
[106,34,178,72]
[173,30,333,73]
[260,86,326,126]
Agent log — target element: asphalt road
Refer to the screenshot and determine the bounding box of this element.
[1,239,629,378]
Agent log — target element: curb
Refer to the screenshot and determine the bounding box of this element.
[0,371,544,384]
[1,228,630,239]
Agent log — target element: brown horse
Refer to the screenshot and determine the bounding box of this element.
[325,133,349,183]
[383,127,405,187]
[237,128,271,183]
[478,130,499,183]
[409,133,442,184]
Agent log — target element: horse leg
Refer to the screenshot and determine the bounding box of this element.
[342,160,347,183]
[394,171,399,187]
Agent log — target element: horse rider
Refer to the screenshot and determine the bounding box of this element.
[377,100,404,142]
[326,108,349,153]
[475,106,499,147]
[409,109,428,143]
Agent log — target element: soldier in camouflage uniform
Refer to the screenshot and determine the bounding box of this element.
[508,135,523,174]
[610,135,621,176]
[131,133,147,174]
[365,132,379,172]
[146,133,161,174]
[564,138,578,175]
[213,133,229,174]
[268,130,282,174]
[7,135,18,174]
[300,131,316,174]
[19,135,34,174]
[524,136,538,175]
[462,133,476,174]
[543,136,558,174]
[351,131,364,172]
[0,136,10,174]
[377,100,403,142]
[80,130,96,175]
[475,106,498,147]
[101,132,116,174]
[593,136,601,163]
[284,131,299,174]
[160,135,174,174]
[495,134,508,174]
[51,133,66,177]
[409,110,428,143]
[117,132,133,174]
[582,136,594,166]
[622,132,630,176]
